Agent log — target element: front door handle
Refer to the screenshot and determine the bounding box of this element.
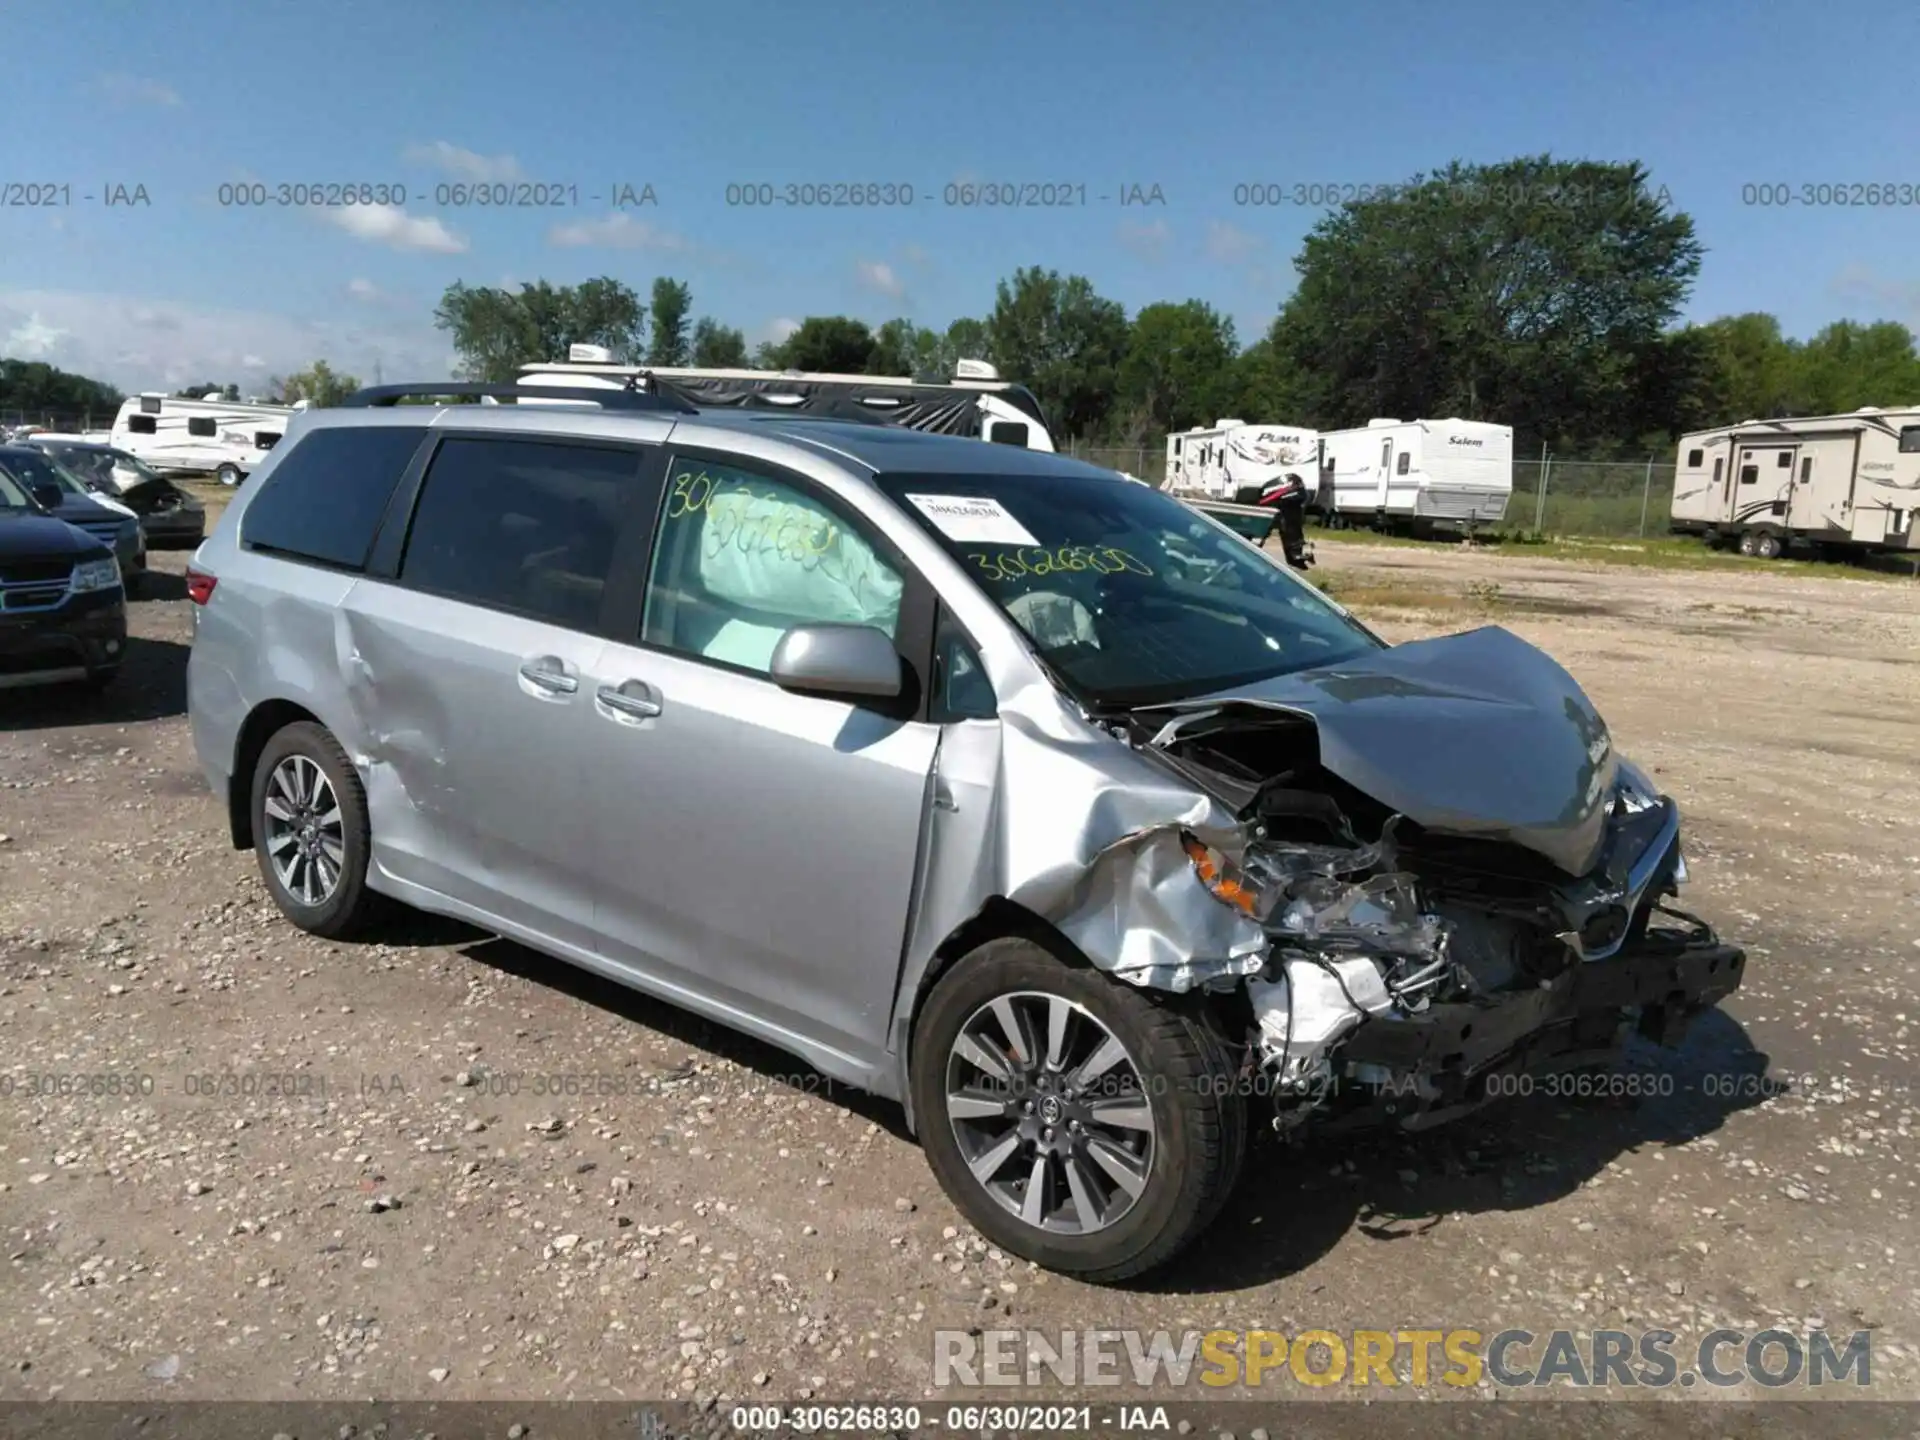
[518,656,578,695]
[596,682,662,720]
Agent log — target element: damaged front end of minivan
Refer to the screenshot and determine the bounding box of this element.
[980,625,1746,1139]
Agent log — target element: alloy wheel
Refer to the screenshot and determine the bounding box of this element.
[944,991,1157,1235]
[261,755,346,906]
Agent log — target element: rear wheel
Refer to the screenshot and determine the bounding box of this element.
[1751,528,1784,560]
[249,721,383,939]
[1735,531,1758,556]
[910,937,1246,1283]
[216,463,243,487]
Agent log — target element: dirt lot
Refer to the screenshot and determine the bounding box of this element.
[3,537,1918,1414]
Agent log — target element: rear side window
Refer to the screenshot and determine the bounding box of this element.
[398,437,641,631]
[127,414,156,434]
[188,417,217,438]
[242,426,425,571]
[1901,426,1920,453]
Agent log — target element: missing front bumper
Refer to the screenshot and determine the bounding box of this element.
[1293,925,1746,1133]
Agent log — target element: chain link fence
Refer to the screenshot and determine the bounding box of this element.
[1065,442,1678,539]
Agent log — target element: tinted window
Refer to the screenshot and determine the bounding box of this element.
[139,396,161,414]
[988,421,1030,447]
[1901,426,1920,454]
[188,416,217,437]
[641,456,905,676]
[242,426,425,571]
[1396,451,1410,474]
[1739,465,1757,486]
[1686,448,1704,468]
[257,431,281,450]
[399,436,639,630]
[1800,458,1812,483]
[127,414,156,434]
[1777,451,1792,467]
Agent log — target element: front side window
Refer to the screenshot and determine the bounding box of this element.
[641,457,905,676]
[187,417,217,438]
[875,470,1381,708]
[126,414,156,434]
[1740,465,1758,486]
[398,437,639,630]
[1396,451,1411,475]
[1686,448,1704,468]
[1900,426,1920,454]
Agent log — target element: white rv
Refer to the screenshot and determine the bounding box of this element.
[109,392,303,484]
[1669,407,1920,558]
[1321,418,1513,530]
[1164,420,1322,501]
[518,347,1056,452]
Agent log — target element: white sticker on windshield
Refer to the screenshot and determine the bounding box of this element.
[905,494,1041,547]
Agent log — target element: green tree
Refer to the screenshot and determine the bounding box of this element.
[1270,155,1703,448]
[770,316,876,373]
[1117,300,1239,436]
[1793,320,1920,415]
[986,267,1129,441]
[690,317,748,367]
[647,278,694,367]
[271,360,362,406]
[0,359,122,416]
[173,382,241,400]
[867,318,947,378]
[435,278,647,382]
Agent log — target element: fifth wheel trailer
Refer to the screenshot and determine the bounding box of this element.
[1164,420,1323,501]
[1320,418,1513,531]
[1669,408,1920,558]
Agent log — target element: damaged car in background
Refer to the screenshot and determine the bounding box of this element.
[184,393,1743,1285]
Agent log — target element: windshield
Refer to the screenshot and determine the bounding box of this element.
[0,447,88,498]
[876,470,1383,707]
[0,467,32,510]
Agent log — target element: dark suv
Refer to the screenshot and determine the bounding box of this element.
[0,464,128,692]
[0,445,147,594]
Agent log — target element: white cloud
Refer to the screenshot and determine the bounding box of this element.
[94,73,182,108]
[547,213,691,252]
[324,204,467,254]
[1205,221,1263,266]
[854,260,905,300]
[755,317,802,347]
[0,288,454,394]
[1117,219,1171,263]
[346,278,381,301]
[402,142,524,183]
[5,314,68,357]
[901,243,933,269]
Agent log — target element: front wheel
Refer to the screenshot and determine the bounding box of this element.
[909,937,1247,1283]
[216,463,243,487]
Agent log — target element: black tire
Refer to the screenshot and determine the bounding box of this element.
[1751,529,1783,560]
[910,936,1247,1283]
[216,463,243,488]
[249,720,383,940]
[1735,531,1757,556]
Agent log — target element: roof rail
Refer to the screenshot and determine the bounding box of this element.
[338,380,700,415]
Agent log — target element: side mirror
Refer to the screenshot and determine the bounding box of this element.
[29,481,63,510]
[769,623,903,700]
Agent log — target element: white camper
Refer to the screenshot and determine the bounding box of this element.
[1669,407,1920,558]
[1164,420,1322,501]
[517,347,1056,452]
[1319,418,1513,530]
[109,392,303,484]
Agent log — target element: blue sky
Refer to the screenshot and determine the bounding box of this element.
[3,0,1918,393]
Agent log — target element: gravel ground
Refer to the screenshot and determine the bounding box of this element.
[2,540,1917,1413]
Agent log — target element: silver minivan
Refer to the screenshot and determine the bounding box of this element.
[185,382,1744,1281]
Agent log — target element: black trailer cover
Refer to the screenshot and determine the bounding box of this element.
[657,374,1049,438]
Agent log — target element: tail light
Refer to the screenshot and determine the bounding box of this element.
[185,567,217,605]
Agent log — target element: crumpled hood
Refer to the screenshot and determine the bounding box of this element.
[1144,626,1619,877]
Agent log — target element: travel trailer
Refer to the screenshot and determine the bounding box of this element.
[518,347,1056,452]
[109,392,303,484]
[1320,418,1513,531]
[1164,420,1322,502]
[1669,407,1920,558]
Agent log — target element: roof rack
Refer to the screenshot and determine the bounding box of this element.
[338,380,700,415]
